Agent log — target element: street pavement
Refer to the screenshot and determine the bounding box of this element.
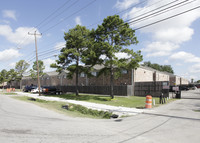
[0,89,200,143]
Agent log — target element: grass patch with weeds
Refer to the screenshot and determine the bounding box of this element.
[43,94,152,108]
[43,93,176,108]
[67,104,112,119]
[193,109,200,112]
[13,96,112,119]
[0,92,18,95]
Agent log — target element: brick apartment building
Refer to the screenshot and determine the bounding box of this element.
[8,65,189,96]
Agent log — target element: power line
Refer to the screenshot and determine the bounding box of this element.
[22,0,96,62]
[42,0,97,33]
[35,0,73,29]
[131,0,196,25]
[126,0,191,24]
[124,0,180,23]
[38,46,64,57]
[133,5,200,30]
[25,0,174,59]
[27,44,65,63]
[15,0,161,59]
[18,0,92,60]
[37,0,80,30]
[87,0,150,28]
[13,0,76,52]
[5,0,198,72]
[26,0,197,63]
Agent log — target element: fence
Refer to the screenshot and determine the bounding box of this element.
[57,85,128,96]
[6,80,169,97]
[134,81,169,97]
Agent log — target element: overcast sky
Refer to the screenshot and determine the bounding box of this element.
[0,0,200,81]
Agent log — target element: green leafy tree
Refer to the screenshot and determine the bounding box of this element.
[7,69,17,88]
[161,65,174,74]
[30,60,45,80]
[143,61,174,74]
[86,15,143,99]
[0,69,8,89]
[15,60,29,89]
[51,25,90,96]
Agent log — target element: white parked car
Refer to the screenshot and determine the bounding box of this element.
[31,87,43,93]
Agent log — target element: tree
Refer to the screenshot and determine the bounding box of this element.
[15,60,29,90]
[162,65,174,74]
[51,25,90,96]
[0,69,8,89]
[87,15,143,99]
[197,80,200,83]
[7,69,17,88]
[142,61,174,74]
[30,60,45,80]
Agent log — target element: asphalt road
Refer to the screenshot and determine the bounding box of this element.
[0,90,200,143]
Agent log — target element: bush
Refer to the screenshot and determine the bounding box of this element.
[66,104,112,119]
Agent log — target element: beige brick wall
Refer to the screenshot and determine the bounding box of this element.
[170,76,181,86]
[176,76,181,85]
[181,78,189,85]
[134,68,153,82]
[154,72,169,81]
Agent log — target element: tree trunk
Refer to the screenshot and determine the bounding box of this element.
[20,79,22,91]
[75,60,79,96]
[110,65,114,99]
[3,82,4,90]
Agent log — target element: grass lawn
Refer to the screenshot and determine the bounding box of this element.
[0,92,18,95]
[13,96,111,119]
[42,94,172,108]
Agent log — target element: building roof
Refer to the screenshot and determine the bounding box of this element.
[45,71,59,76]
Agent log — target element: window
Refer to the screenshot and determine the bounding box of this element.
[46,77,49,80]
[80,72,85,77]
[57,76,60,79]
[91,72,98,77]
[121,69,128,74]
[63,75,67,79]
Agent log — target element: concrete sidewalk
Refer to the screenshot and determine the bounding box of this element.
[15,92,147,117]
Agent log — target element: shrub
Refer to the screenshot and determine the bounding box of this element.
[66,104,112,119]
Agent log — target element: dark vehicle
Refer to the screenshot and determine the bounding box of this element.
[180,86,189,91]
[23,85,37,92]
[42,86,62,95]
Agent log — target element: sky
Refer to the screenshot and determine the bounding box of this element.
[0,0,200,82]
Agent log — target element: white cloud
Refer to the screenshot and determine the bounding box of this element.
[154,27,194,44]
[115,0,200,80]
[0,48,22,61]
[2,10,17,20]
[54,42,65,50]
[190,64,200,73]
[43,58,56,72]
[115,52,130,59]
[117,0,200,57]
[169,51,200,63]
[0,25,39,46]
[115,0,139,10]
[142,42,179,57]
[100,52,130,60]
[75,16,82,25]
[169,51,200,80]
[9,62,16,68]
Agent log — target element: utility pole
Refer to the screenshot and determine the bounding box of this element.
[28,31,42,96]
